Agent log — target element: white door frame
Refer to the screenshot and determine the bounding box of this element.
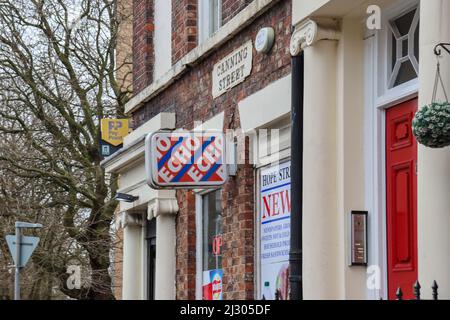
[364,0,419,300]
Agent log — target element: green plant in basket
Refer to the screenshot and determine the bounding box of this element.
[412,102,450,148]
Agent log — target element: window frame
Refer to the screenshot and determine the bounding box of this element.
[386,6,419,89]
[252,116,291,299]
[195,188,223,300]
[376,0,419,109]
[198,0,222,44]
[254,158,291,300]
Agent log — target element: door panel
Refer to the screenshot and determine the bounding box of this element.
[386,98,418,300]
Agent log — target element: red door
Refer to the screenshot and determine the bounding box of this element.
[386,98,418,300]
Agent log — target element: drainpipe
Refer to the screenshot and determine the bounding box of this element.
[289,51,304,300]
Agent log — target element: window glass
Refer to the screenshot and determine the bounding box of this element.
[202,190,223,300]
[259,161,291,300]
[388,7,419,88]
[391,36,397,72]
[210,0,221,34]
[394,60,416,87]
[199,0,222,44]
[414,24,419,61]
[394,9,415,36]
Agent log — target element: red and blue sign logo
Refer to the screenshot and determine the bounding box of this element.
[145,131,228,188]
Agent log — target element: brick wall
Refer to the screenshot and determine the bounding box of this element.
[133,0,154,94]
[132,0,257,96]
[133,0,291,128]
[175,190,197,299]
[221,0,253,24]
[132,0,269,95]
[172,0,198,64]
[131,0,291,300]
[221,143,255,299]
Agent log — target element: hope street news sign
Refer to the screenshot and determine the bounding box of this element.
[212,40,253,98]
[145,131,228,189]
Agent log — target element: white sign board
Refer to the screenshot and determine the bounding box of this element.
[259,161,291,300]
[145,131,228,189]
[212,41,253,98]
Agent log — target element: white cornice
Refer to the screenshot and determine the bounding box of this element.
[101,136,145,174]
[290,19,341,56]
[119,211,144,229]
[148,198,179,219]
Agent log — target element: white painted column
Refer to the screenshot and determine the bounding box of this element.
[154,0,172,80]
[303,40,342,299]
[337,18,367,300]
[290,20,342,299]
[417,0,450,299]
[121,213,143,300]
[149,198,178,300]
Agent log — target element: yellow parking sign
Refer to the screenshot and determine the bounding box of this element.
[101,119,129,147]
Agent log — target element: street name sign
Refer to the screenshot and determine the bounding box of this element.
[145,131,228,189]
[212,41,253,98]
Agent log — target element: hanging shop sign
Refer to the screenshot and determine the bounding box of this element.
[259,161,291,300]
[145,131,228,189]
[100,119,129,159]
[212,40,253,98]
[101,119,129,146]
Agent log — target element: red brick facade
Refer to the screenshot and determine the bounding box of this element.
[221,0,253,24]
[172,0,198,64]
[130,0,291,300]
[133,0,154,94]
[175,190,197,299]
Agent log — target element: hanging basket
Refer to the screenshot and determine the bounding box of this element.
[412,53,450,149]
[412,102,450,148]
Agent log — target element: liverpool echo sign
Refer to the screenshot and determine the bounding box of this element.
[145,131,228,189]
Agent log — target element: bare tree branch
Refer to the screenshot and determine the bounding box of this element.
[0,0,132,299]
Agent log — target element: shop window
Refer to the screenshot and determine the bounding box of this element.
[198,0,222,44]
[201,190,223,300]
[258,161,291,300]
[387,6,419,88]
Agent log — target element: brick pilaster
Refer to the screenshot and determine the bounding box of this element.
[133,0,154,94]
[172,0,198,64]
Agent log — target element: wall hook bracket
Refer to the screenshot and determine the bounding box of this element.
[434,43,450,56]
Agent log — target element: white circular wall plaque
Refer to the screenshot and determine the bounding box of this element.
[255,27,275,53]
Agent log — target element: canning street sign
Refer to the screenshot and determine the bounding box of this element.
[212,40,253,98]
